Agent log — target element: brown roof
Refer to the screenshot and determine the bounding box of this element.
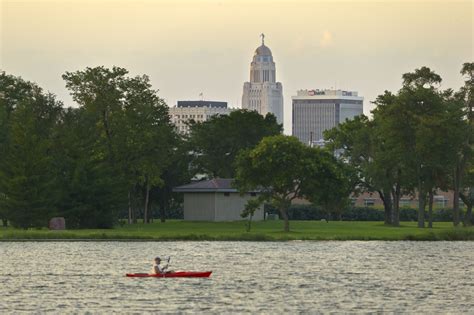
[173,178,237,193]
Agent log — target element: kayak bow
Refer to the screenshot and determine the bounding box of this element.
[126,271,212,278]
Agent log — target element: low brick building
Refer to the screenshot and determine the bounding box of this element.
[292,190,459,209]
[350,191,457,208]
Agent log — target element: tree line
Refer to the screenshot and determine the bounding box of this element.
[325,63,474,228]
[0,66,285,228]
[0,63,472,230]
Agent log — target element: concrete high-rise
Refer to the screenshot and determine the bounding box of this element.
[242,34,283,124]
[292,89,363,146]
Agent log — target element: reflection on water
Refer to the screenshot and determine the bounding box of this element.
[0,241,473,313]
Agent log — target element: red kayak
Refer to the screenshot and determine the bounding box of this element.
[126,271,212,278]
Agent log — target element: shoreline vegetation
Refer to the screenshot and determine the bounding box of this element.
[1,221,473,241]
[2,65,473,233]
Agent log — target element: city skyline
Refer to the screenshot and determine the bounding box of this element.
[1,0,472,133]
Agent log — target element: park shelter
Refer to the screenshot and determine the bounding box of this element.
[173,178,264,221]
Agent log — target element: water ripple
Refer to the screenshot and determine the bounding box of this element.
[0,241,473,313]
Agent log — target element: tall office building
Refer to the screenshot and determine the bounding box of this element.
[169,100,232,133]
[292,89,364,146]
[242,34,283,124]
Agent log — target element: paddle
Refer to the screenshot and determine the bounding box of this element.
[161,256,172,277]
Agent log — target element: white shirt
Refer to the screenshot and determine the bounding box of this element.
[152,263,168,274]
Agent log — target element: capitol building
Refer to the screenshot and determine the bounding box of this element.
[242,34,284,124]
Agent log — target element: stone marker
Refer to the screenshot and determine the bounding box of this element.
[49,217,66,230]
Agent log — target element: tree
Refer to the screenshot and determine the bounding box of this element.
[235,135,348,232]
[63,66,128,163]
[302,150,353,221]
[454,62,474,226]
[326,66,467,228]
[397,67,466,228]
[118,75,176,223]
[63,66,176,224]
[325,113,405,226]
[371,92,417,227]
[460,163,474,226]
[53,107,126,228]
[367,67,465,229]
[240,197,264,232]
[151,136,194,223]
[188,110,282,178]
[0,72,40,226]
[0,75,62,228]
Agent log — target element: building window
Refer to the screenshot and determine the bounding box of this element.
[364,199,375,207]
[250,192,257,197]
[434,196,449,208]
[224,192,230,197]
[400,198,411,207]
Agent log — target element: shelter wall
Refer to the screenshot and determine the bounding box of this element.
[183,193,215,221]
[214,193,264,221]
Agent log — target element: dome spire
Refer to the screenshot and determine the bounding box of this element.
[260,33,265,45]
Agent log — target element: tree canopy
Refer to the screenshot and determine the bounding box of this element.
[188,109,282,178]
[0,73,63,228]
[1,62,472,229]
[325,64,471,228]
[235,135,349,232]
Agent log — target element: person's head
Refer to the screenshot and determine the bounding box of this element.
[154,257,161,264]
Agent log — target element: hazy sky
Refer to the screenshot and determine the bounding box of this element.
[1,0,472,133]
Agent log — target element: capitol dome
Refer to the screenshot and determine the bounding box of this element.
[254,44,272,56]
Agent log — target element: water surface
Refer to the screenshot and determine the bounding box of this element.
[0,241,473,313]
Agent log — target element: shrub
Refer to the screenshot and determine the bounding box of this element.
[266,204,465,222]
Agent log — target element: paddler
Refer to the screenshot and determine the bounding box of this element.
[152,256,173,274]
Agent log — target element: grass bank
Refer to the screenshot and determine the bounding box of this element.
[1,220,473,241]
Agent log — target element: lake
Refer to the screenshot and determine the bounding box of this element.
[0,241,473,313]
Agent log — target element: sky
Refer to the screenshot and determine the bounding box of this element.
[1,0,472,133]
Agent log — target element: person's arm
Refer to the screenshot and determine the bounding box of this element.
[153,265,162,274]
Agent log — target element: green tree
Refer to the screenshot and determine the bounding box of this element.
[63,66,177,224]
[398,67,465,228]
[235,135,348,232]
[326,66,467,228]
[460,164,474,226]
[325,113,405,226]
[118,75,176,223]
[63,66,128,163]
[454,62,474,226]
[240,197,264,232]
[53,107,125,228]
[0,72,39,226]
[151,136,194,223]
[371,92,416,227]
[303,150,353,221]
[188,110,282,178]
[0,76,62,228]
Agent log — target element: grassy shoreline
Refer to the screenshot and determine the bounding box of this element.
[1,221,473,241]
